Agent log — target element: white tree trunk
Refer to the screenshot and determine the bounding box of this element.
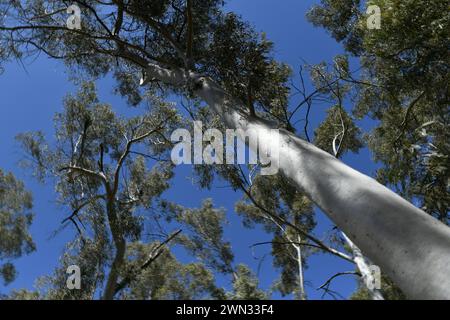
[142,64,450,299]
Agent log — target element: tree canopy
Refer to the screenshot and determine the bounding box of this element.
[0,169,35,286]
[0,0,448,300]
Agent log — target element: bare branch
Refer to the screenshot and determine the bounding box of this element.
[317,271,360,299]
[112,0,124,36]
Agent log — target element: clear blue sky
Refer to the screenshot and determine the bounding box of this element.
[0,0,380,299]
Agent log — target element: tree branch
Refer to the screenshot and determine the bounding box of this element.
[59,166,107,183]
[186,0,194,68]
[235,177,354,263]
[114,229,182,295]
[317,271,360,297]
[112,115,176,196]
[62,194,106,225]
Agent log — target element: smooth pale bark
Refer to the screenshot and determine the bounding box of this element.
[295,235,306,300]
[142,64,450,299]
[342,233,384,300]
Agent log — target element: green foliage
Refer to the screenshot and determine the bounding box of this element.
[203,13,292,123]
[37,238,109,299]
[235,174,316,299]
[1,0,447,300]
[308,0,450,223]
[13,82,241,300]
[0,1,292,126]
[15,83,197,299]
[309,0,450,298]
[314,105,363,156]
[0,263,16,286]
[164,199,234,274]
[119,244,223,300]
[4,288,40,300]
[307,0,364,54]
[0,169,35,285]
[227,264,267,300]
